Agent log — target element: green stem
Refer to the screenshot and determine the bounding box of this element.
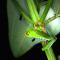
[41,0,53,21]
[45,14,60,24]
[26,0,37,22]
[30,0,40,20]
[21,12,33,24]
[34,0,41,13]
[41,41,56,60]
[45,48,56,60]
[11,0,33,24]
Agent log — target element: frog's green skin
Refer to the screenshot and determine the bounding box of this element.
[25,27,56,51]
[12,0,59,51]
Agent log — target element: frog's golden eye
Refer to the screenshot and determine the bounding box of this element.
[25,31,30,36]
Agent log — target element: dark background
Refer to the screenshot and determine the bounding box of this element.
[1,0,60,60]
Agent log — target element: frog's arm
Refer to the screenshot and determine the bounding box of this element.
[42,38,56,51]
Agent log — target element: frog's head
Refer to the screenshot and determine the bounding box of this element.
[25,29,37,38]
[25,29,33,37]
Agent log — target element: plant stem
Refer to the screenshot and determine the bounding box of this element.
[12,0,33,24]
[41,41,56,60]
[45,14,60,24]
[40,0,57,59]
[45,48,56,60]
[41,0,53,21]
[26,0,37,22]
[30,0,40,20]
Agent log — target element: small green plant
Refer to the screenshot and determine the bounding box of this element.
[12,0,60,60]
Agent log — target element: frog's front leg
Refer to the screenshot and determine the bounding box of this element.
[42,37,56,51]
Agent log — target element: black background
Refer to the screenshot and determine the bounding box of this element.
[1,0,60,60]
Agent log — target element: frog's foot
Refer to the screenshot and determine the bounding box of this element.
[42,39,56,51]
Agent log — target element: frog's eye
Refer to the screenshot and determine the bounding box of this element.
[25,31,30,36]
